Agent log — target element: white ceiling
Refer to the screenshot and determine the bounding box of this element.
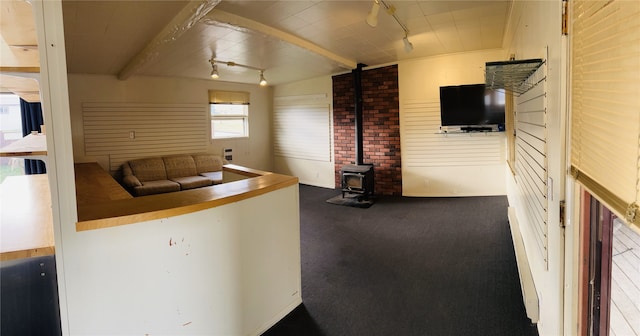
[5,0,513,90]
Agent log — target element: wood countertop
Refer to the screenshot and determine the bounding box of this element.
[0,133,47,158]
[0,174,55,261]
[74,162,133,207]
[75,163,298,232]
[0,163,298,258]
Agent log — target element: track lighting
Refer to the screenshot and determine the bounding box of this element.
[209,57,267,86]
[365,0,413,53]
[259,70,267,86]
[366,0,380,27]
[403,34,413,53]
[210,63,219,79]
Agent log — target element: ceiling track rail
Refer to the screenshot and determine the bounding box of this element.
[485,58,545,95]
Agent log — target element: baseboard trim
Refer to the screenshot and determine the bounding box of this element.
[508,207,540,323]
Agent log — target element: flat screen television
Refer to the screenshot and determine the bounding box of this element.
[439,84,505,128]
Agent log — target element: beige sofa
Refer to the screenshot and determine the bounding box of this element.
[121,153,225,196]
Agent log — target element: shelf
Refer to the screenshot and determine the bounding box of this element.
[1,174,55,261]
[0,133,47,161]
[485,59,544,95]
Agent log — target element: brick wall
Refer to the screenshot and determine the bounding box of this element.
[332,65,402,196]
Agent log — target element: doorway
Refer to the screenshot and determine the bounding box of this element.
[579,190,640,336]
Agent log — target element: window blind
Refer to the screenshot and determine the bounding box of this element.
[273,105,331,161]
[570,0,640,228]
[208,90,250,104]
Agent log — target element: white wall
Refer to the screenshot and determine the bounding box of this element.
[398,49,507,197]
[64,186,301,335]
[68,74,274,171]
[37,0,569,333]
[503,1,566,336]
[32,3,301,334]
[272,76,335,188]
[273,51,510,195]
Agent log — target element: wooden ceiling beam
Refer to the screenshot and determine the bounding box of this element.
[117,0,222,80]
[204,9,357,70]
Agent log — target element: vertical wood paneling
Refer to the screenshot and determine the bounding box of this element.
[273,95,331,162]
[82,103,209,172]
[403,100,504,168]
[514,65,548,263]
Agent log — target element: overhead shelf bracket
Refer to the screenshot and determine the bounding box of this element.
[485,58,545,95]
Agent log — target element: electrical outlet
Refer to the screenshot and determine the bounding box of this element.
[223,148,232,161]
[129,131,135,139]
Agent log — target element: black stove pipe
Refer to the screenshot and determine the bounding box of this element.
[353,63,365,166]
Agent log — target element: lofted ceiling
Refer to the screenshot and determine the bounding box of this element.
[1,0,512,97]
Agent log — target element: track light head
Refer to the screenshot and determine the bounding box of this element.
[403,35,413,53]
[209,58,219,79]
[366,0,414,53]
[259,70,267,86]
[366,0,380,27]
[210,64,219,79]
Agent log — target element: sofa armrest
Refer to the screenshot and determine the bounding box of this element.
[122,174,142,188]
[120,162,142,188]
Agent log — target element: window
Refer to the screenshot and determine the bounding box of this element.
[209,90,250,139]
[210,104,248,139]
[571,0,640,228]
[0,94,25,181]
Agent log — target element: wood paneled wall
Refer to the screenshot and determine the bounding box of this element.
[273,94,331,162]
[82,102,209,173]
[403,100,504,168]
[514,64,548,264]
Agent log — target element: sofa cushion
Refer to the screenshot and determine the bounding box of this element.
[163,155,198,179]
[133,180,180,196]
[200,171,223,185]
[128,157,167,182]
[170,176,212,190]
[193,154,223,173]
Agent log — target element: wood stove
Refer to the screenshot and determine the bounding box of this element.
[339,63,375,201]
[341,164,374,199]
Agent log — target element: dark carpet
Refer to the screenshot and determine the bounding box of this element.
[1,255,62,336]
[263,185,538,336]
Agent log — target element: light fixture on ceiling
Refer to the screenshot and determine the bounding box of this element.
[209,57,267,86]
[259,70,267,86]
[210,60,219,79]
[403,34,413,53]
[365,0,413,53]
[366,0,381,27]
